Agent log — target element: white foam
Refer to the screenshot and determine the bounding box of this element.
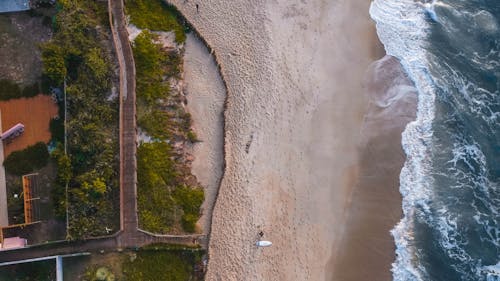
[482,262,500,281]
[370,0,437,280]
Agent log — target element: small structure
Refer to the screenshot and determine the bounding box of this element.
[22,173,41,224]
[1,123,25,142]
[0,0,30,13]
[0,236,27,250]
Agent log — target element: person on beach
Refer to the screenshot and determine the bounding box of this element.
[196,3,199,13]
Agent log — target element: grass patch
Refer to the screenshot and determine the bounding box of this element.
[125,0,186,43]
[123,249,204,281]
[0,260,55,281]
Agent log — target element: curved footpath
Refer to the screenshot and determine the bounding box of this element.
[167,0,416,280]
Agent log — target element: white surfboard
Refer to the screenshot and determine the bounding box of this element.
[256,240,272,247]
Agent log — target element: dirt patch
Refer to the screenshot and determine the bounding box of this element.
[0,10,53,85]
[0,94,58,157]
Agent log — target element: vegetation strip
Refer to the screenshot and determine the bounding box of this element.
[127,0,204,234]
[40,0,119,239]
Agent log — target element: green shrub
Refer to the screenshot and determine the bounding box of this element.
[137,109,169,140]
[21,82,41,97]
[173,186,204,215]
[123,250,193,281]
[0,80,44,100]
[137,142,177,233]
[181,213,197,233]
[41,43,66,86]
[3,142,49,176]
[133,31,169,105]
[40,0,119,237]
[187,130,198,143]
[0,79,21,100]
[173,186,204,233]
[126,0,186,43]
[49,117,64,143]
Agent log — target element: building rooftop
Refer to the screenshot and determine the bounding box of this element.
[0,0,30,13]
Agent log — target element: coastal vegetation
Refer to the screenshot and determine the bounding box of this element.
[40,0,119,239]
[130,5,203,233]
[125,0,186,43]
[64,244,204,280]
[123,248,204,281]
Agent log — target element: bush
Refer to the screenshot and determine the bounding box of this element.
[3,142,49,176]
[50,117,64,143]
[123,250,194,281]
[187,131,198,143]
[0,80,44,100]
[0,79,21,100]
[21,82,41,97]
[137,109,169,141]
[181,213,197,233]
[41,43,66,86]
[126,0,186,43]
[173,186,204,233]
[137,142,177,233]
[40,0,119,238]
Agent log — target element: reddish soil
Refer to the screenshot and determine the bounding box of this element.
[0,94,58,157]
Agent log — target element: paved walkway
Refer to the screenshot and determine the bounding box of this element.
[109,0,139,240]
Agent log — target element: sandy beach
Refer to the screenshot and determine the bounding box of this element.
[183,33,226,234]
[167,0,416,280]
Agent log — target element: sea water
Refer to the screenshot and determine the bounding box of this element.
[370,0,499,280]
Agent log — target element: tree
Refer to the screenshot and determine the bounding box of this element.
[41,43,67,85]
[84,47,110,86]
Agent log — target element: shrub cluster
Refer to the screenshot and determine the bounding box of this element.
[0,80,42,100]
[133,30,203,233]
[42,0,119,239]
[123,249,203,281]
[3,142,49,176]
[126,0,187,43]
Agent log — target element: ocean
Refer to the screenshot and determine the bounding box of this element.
[370,0,500,280]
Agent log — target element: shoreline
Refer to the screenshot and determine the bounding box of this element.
[328,55,417,280]
[166,0,414,279]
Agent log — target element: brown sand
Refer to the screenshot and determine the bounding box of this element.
[0,95,58,157]
[166,0,415,280]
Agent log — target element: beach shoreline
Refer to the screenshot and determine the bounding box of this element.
[166,0,415,279]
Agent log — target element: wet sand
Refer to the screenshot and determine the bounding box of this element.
[166,0,415,279]
[328,55,417,281]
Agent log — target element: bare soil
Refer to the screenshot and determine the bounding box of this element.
[0,10,53,85]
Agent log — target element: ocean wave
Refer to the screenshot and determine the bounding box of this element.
[481,262,500,281]
[370,0,437,280]
[371,0,500,279]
